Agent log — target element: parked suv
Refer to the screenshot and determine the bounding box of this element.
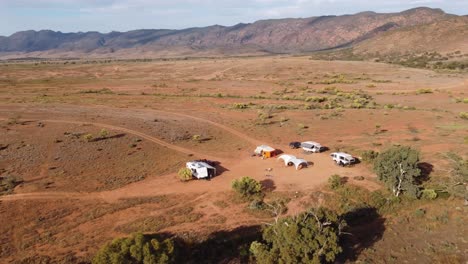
[289,141,301,149]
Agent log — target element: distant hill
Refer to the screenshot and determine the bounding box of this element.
[353,16,468,55]
[0,7,462,59]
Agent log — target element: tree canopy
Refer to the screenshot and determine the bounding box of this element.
[373,146,421,198]
[93,233,175,264]
[250,207,345,264]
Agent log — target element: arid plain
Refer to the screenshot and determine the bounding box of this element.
[0,56,467,263]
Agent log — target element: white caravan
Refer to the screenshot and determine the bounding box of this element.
[330,152,356,166]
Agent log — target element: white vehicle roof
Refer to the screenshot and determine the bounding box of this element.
[255,145,275,152]
[302,141,321,146]
[186,161,215,169]
[331,152,354,159]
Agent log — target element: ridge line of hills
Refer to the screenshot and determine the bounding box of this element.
[0,7,467,59]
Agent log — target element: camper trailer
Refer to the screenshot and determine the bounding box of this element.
[254,145,277,158]
[301,141,323,153]
[330,152,356,166]
[186,161,216,179]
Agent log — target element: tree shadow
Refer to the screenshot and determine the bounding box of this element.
[91,133,126,142]
[260,179,276,192]
[169,225,262,264]
[417,162,433,184]
[341,176,349,184]
[338,206,386,262]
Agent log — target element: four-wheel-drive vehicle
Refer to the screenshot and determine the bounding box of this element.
[330,152,356,166]
[289,141,301,149]
[301,141,323,153]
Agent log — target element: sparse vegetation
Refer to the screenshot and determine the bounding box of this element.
[0,176,23,195]
[360,150,379,163]
[328,174,344,190]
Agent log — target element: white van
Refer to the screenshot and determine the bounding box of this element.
[301,141,323,153]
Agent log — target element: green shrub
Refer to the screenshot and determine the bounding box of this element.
[99,129,109,138]
[373,146,421,198]
[421,189,438,200]
[178,168,192,182]
[328,174,343,190]
[93,233,175,264]
[414,208,426,217]
[250,207,345,264]
[231,177,262,200]
[459,112,468,120]
[83,133,94,142]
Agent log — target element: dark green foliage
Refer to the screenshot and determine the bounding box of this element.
[328,174,343,190]
[93,233,175,264]
[250,207,345,264]
[231,177,263,200]
[373,146,421,198]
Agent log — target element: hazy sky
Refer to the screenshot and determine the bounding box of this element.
[0,0,467,36]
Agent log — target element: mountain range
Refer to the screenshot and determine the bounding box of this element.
[0,7,466,59]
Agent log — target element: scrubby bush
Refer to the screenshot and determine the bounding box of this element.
[421,189,438,200]
[459,112,468,120]
[178,168,192,182]
[361,150,379,163]
[328,174,343,190]
[373,146,421,198]
[233,103,248,109]
[444,152,467,199]
[0,176,23,195]
[231,177,262,200]
[83,133,94,142]
[93,233,175,264]
[250,207,345,264]
[99,129,109,139]
[416,88,433,94]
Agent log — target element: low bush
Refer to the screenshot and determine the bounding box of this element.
[328,174,343,190]
[83,133,94,142]
[231,177,263,200]
[178,168,192,182]
[421,189,438,200]
[0,176,23,195]
[416,88,433,94]
[459,112,468,120]
[360,150,379,163]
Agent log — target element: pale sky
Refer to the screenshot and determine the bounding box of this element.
[0,0,467,36]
